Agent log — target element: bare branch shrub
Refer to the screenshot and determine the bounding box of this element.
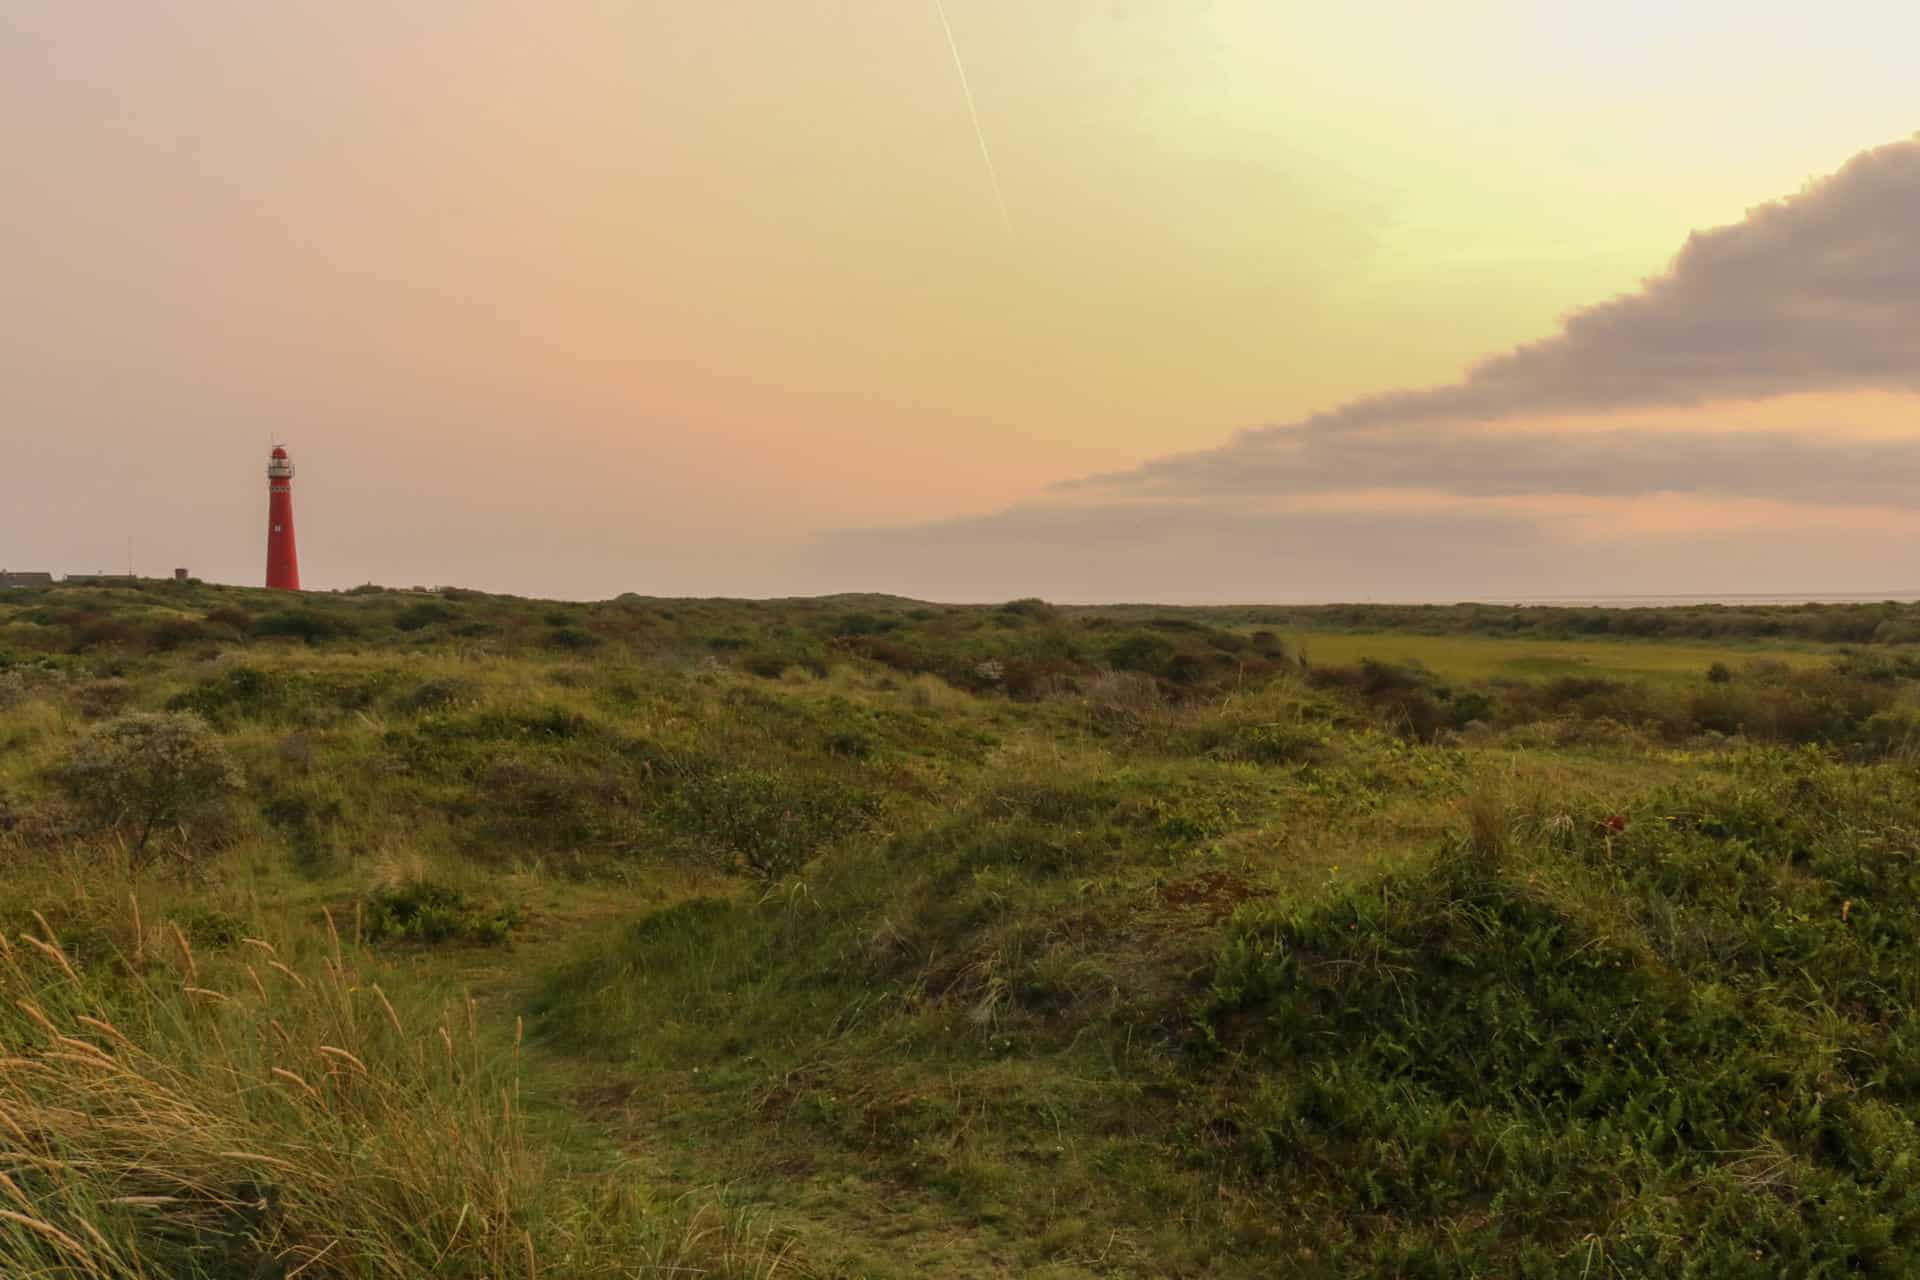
[53,712,241,868]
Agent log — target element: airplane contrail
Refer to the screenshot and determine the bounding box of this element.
[932,0,1010,230]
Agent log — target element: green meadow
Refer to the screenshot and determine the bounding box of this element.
[5,583,1920,1276]
[1289,630,1829,684]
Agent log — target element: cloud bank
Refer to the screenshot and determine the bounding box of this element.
[816,134,1920,601]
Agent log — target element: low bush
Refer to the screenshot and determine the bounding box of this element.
[402,676,474,712]
[1685,667,1895,745]
[1106,631,1178,676]
[69,616,140,649]
[0,669,40,710]
[544,624,599,652]
[170,665,397,728]
[471,751,631,852]
[658,766,881,878]
[361,878,526,946]
[146,616,209,652]
[254,610,358,643]
[51,711,240,867]
[393,601,456,632]
[1186,719,1330,766]
[74,677,136,719]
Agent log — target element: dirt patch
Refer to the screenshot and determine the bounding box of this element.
[574,1077,643,1120]
[1155,869,1266,923]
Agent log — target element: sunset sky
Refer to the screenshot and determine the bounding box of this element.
[4,2,1918,600]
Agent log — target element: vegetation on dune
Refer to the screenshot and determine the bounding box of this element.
[5,581,1920,1274]
[11,576,1920,679]
[1200,758,1920,1272]
[0,886,781,1278]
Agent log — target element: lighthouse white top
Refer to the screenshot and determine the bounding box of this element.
[267,446,295,480]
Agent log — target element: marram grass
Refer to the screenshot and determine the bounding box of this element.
[9,583,1920,1275]
[0,895,788,1279]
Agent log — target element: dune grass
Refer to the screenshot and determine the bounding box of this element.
[0,877,790,1278]
[5,584,1920,1274]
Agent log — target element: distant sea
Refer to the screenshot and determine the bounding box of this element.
[1474,593,1920,608]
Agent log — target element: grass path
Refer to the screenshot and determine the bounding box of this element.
[454,738,1701,1277]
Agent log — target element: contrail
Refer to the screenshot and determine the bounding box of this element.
[932,0,1010,230]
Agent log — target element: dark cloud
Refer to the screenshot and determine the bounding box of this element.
[1301,135,1919,426]
[1068,133,1920,501]
[811,136,1920,600]
[1446,135,1920,414]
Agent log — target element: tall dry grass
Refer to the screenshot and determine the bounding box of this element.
[0,895,788,1279]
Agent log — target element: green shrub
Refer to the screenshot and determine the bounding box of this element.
[401,677,472,712]
[393,602,455,632]
[1444,689,1497,728]
[1686,668,1895,744]
[835,612,902,636]
[170,665,397,728]
[0,670,38,710]
[998,598,1057,622]
[168,666,279,724]
[52,712,240,866]
[74,678,135,720]
[472,752,629,852]
[361,879,524,946]
[1858,707,1920,757]
[544,625,599,652]
[253,611,356,643]
[68,616,139,650]
[145,617,209,652]
[1194,720,1330,765]
[659,767,880,878]
[1105,631,1177,675]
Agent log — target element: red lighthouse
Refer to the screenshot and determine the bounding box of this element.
[265,445,301,590]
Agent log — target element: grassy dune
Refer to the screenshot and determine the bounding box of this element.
[4,583,1920,1275]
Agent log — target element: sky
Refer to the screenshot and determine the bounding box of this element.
[3,1,1918,602]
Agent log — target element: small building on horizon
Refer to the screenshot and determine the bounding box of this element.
[1,569,191,589]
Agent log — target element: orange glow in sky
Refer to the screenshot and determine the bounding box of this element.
[4,2,1918,599]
